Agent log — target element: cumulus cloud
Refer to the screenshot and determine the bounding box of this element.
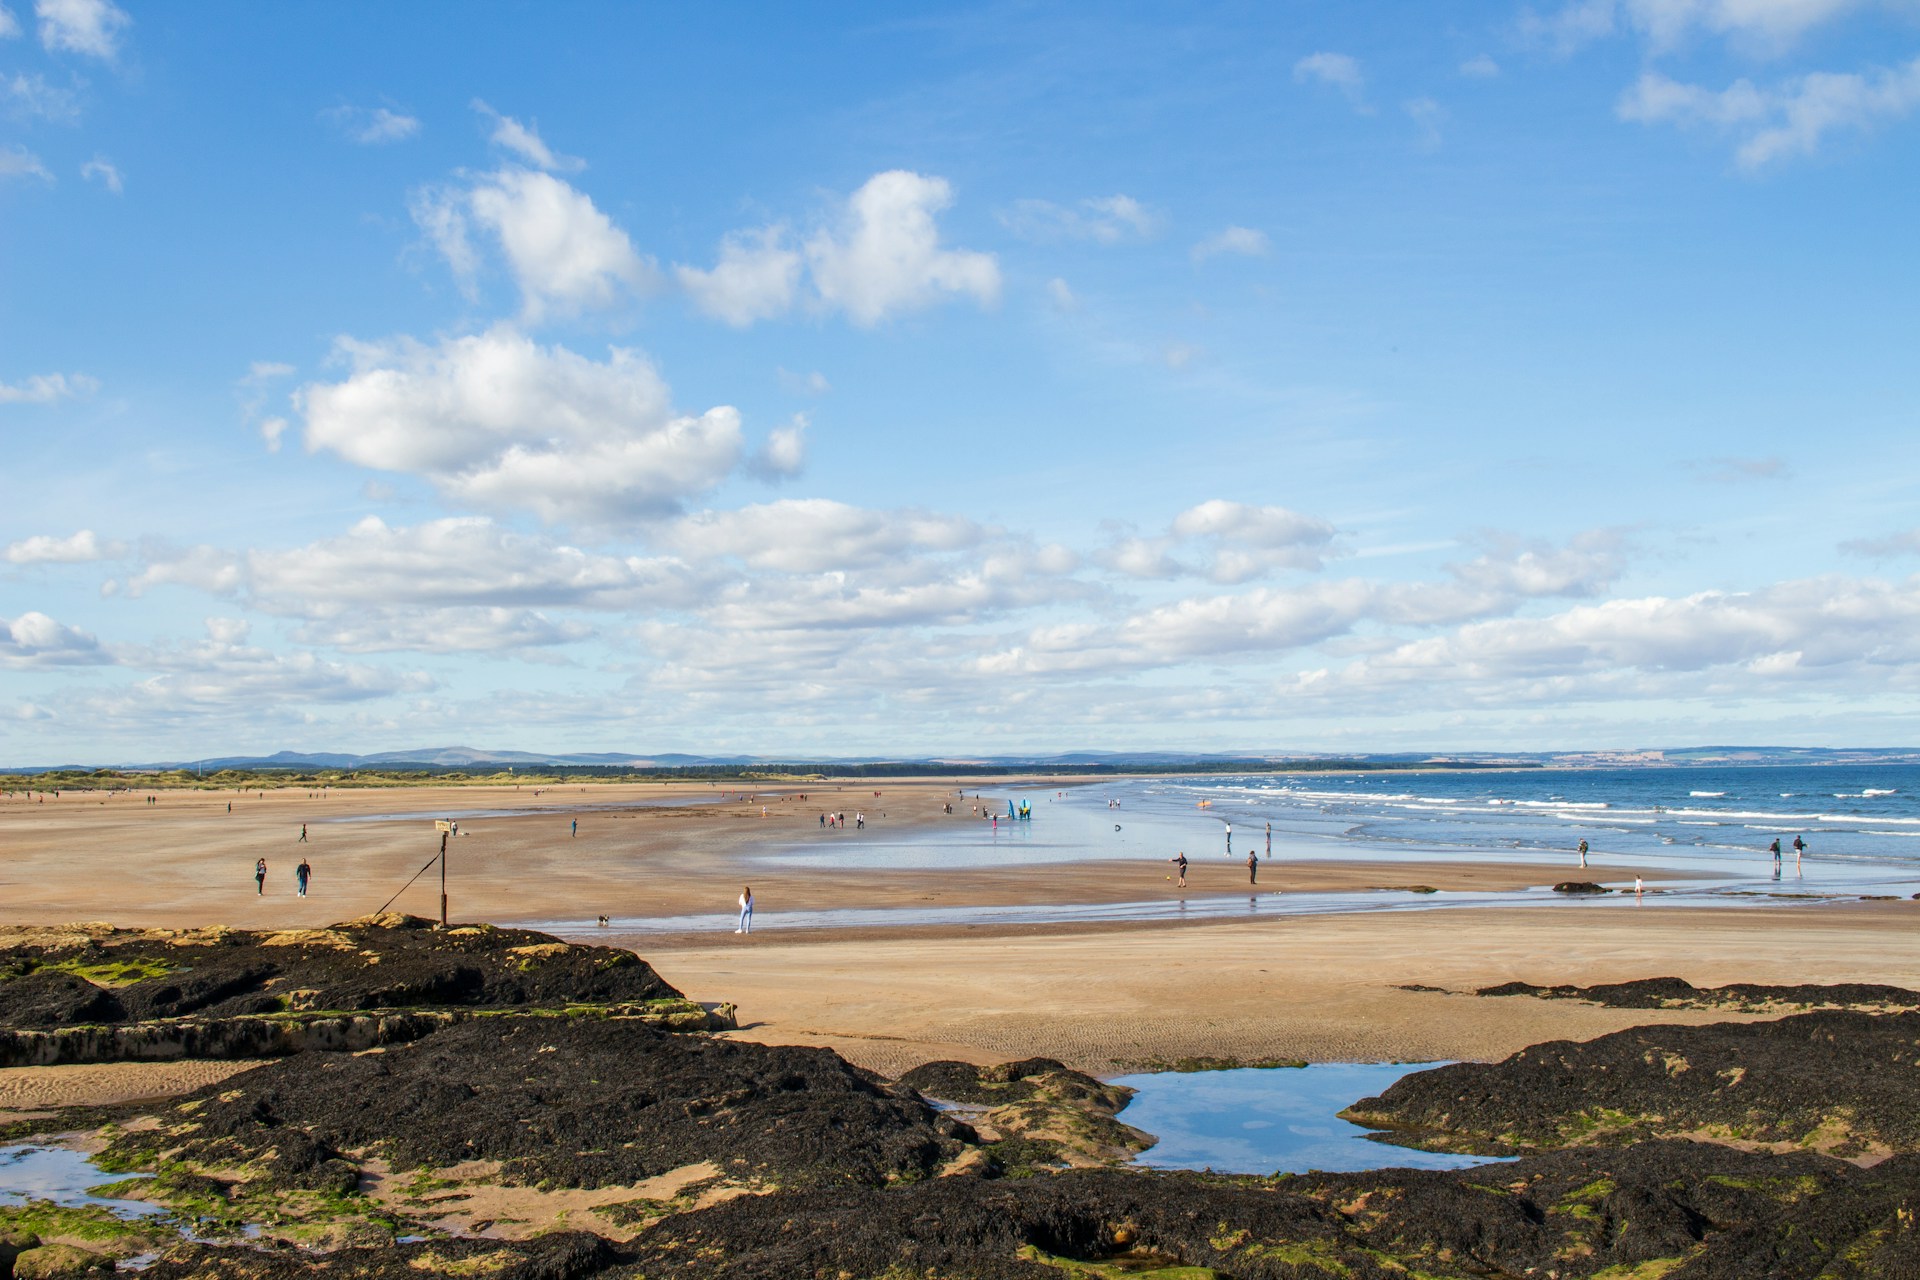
[323,103,421,145]
[5,529,125,563]
[0,4,19,38]
[1191,226,1269,263]
[472,98,583,172]
[747,414,808,480]
[0,144,52,183]
[79,155,120,192]
[999,194,1162,244]
[0,371,96,402]
[35,0,127,59]
[673,170,999,327]
[1619,58,1920,167]
[805,170,1000,326]
[666,499,983,574]
[676,226,802,326]
[1101,501,1339,583]
[1328,573,1920,698]
[299,327,744,525]
[1293,51,1367,107]
[413,167,656,319]
[1,611,110,667]
[1532,0,1874,56]
[1460,53,1501,78]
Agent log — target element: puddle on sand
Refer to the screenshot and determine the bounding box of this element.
[0,1144,163,1217]
[1113,1063,1513,1176]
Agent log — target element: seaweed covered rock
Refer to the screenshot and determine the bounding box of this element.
[140,1231,620,1280]
[0,916,679,1030]
[0,918,713,1066]
[621,1143,1920,1280]
[1345,1009,1920,1158]
[898,1057,1148,1170]
[107,1016,965,1194]
[1480,975,1920,1014]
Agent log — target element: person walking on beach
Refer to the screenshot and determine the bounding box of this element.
[1246,850,1258,885]
[1793,834,1806,861]
[1577,839,1588,868]
[295,858,310,897]
[1635,875,1644,899]
[736,886,753,934]
[298,823,307,842]
[571,818,578,838]
[1169,852,1188,888]
[1769,838,1782,863]
[254,858,267,895]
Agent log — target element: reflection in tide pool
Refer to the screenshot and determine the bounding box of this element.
[1113,1064,1510,1176]
[0,1145,162,1216]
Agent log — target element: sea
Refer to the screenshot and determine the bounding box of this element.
[534,762,1920,936]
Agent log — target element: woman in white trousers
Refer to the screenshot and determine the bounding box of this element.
[736,886,753,934]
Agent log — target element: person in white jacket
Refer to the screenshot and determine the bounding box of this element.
[736,886,753,934]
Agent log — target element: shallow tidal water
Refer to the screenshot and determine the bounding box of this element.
[0,1144,161,1217]
[1113,1063,1511,1176]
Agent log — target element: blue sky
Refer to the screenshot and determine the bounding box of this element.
[4,0,1919,763]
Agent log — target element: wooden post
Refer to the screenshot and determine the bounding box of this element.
[439,830,448,927]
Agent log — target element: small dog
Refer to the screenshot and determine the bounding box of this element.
[595,915,610,927]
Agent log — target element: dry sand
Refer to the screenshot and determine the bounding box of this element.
[3,779,1917,1089]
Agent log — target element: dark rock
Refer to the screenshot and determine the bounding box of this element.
[1477,975,1920,1013]
[109,1016,961,1191]
[0,917,695,1065]
[1552,881,1609,894]
[0,970,125,1028]
[1346,1008,1920,1157]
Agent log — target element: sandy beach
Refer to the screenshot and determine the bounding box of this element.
[4,777,1918,1094]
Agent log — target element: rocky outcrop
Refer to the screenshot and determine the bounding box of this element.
[0,916,715,1065]
[1479,975,1920,1014]
[1344,1009,1920,1158]
[105,1016,968,1194]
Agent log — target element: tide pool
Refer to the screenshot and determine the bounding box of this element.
[1113,1063,1511,1176]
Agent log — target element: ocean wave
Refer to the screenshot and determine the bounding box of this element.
[1689,791,1725,797]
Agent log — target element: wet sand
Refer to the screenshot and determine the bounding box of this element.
[3,779,1916,1087]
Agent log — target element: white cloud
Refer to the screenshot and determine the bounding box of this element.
[0,371,96,402]
[298,328,743,524]
[324,104,421,145]
[1689,454,1786,481]
[1293,51,1367,107]
[4,70,80,121]
[1619,58,1920,166]
[414,167,655,319]
[471,98,582,172]
[1191,226,1269,263]
[1102,500,1339,583]
[5,529,125,563]
[1520,0,1620,53]
[676,226,802,326]
[1328,573,1920,698]
[805,170,1000,326]
[667,499,983,574]
[35,0,127,58]
[79,155,120,192]
[748,414,808,479]
[1045,277,1079,311]
[999,194,1163,244]
[1460,53,1501,78]
[0,4,19,38]
[1,611,109,668]
[1,144,52,183]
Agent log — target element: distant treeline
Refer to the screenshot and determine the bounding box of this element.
[0,758,1536,791]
